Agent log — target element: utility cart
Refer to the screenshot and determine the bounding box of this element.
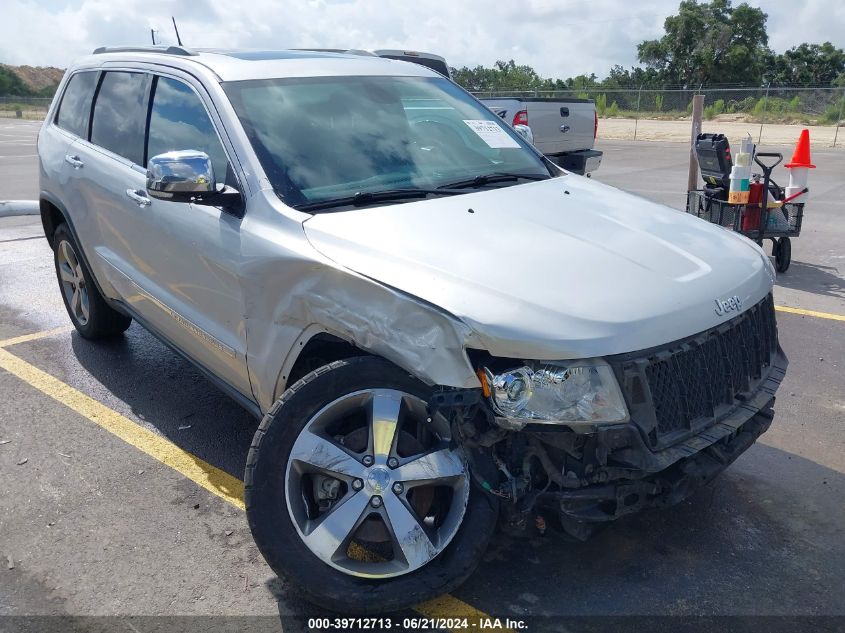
[687,147,805,273]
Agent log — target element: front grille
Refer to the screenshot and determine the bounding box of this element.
[615,295,779,446]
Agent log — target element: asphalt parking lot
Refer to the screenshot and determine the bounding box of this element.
[1,119,844,630]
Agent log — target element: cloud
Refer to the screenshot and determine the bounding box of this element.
[1,0,843,80]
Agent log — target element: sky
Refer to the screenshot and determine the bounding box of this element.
[2,0,844,79]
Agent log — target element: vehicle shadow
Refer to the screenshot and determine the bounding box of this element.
[775,259,844,300]
[459,441,845,617]
[69,325,257,478]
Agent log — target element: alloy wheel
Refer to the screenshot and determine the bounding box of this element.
[285,389,469,578]
[57,240,90,326]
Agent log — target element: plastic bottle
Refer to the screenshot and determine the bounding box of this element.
[728,135,753,204]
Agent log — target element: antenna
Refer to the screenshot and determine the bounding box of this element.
[150,29,156,45]
[171,16,183,46]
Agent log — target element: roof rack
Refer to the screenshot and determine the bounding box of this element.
[292,48,378,57]
[92,46,196,56]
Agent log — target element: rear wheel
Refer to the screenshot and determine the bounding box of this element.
[775,236,791,273]
[245,357,497,613]
[53,223,132,339]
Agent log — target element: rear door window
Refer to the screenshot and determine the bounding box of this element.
[147,76,230,183]
[55,71,99,138]
[91,71,150,165]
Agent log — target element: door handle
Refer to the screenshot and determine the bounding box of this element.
[125,188,151,207]
[64,154,84,168]
[560,125,571,133]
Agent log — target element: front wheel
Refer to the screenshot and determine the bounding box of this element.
[244,357,497,613]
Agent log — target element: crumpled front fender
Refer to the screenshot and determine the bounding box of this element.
[244,252,481,412]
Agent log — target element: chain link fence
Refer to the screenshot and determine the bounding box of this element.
[473,86,845,146]
[3,87,844,145]
[0,96,52,120]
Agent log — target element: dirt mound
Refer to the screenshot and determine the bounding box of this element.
[2,65,65,92]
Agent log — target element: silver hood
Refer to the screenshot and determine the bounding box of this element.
[303,174,774,360]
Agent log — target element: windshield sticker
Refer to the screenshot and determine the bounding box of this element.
[463,120,521,149]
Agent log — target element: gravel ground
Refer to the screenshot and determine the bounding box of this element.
[600,117,845,146]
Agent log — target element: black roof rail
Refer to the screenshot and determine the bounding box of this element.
[92,45,196,56]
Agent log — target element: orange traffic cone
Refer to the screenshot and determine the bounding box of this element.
[784,129,814,202]
[785,129,816,169]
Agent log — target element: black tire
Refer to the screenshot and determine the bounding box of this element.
[244,357,498,613]
[775,236,791,273]
[53,223,132,339]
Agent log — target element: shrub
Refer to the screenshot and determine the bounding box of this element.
[755,96,797,115]
[596,93,607,116]
[655,93,664,112]
[727,96,757,113]
[821,98,844,124]
[607,101,619,117]
[703,99,724,119]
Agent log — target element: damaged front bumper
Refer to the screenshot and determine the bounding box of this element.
[446,347,787,540]
[537,403,773,539]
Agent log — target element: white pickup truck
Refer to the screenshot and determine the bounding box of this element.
[481,97,603,175]
[353,51,603,176]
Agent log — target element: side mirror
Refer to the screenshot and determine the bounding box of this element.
[146,150,242,212]
[146,150,215,202]
[513,124,534,145]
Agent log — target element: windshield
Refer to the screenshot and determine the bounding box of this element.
[223,75,553,210]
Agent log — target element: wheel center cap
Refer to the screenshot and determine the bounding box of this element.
[366,467,391,495]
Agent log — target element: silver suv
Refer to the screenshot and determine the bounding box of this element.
[39,46,787,612]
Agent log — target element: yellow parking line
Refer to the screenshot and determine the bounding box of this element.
[416,594,509,627]
[0,337,494,627]
[0,345,245,509]
[776,305,845,323]
[0,325,74,348]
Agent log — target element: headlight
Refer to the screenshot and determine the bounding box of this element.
[483,359,628,426]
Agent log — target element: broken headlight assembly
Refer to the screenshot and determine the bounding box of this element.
[481,359,629,428]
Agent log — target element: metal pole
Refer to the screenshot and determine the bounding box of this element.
[633,85,643,141]
[688,94,704,192]
[833,89,844,148]
[757,83,770,145]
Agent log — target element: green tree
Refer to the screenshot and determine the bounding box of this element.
[637,0,770,86]
[451,60,558,92]
[566,73,599,91]
[769,42,845,85]
[0,67,34,97]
